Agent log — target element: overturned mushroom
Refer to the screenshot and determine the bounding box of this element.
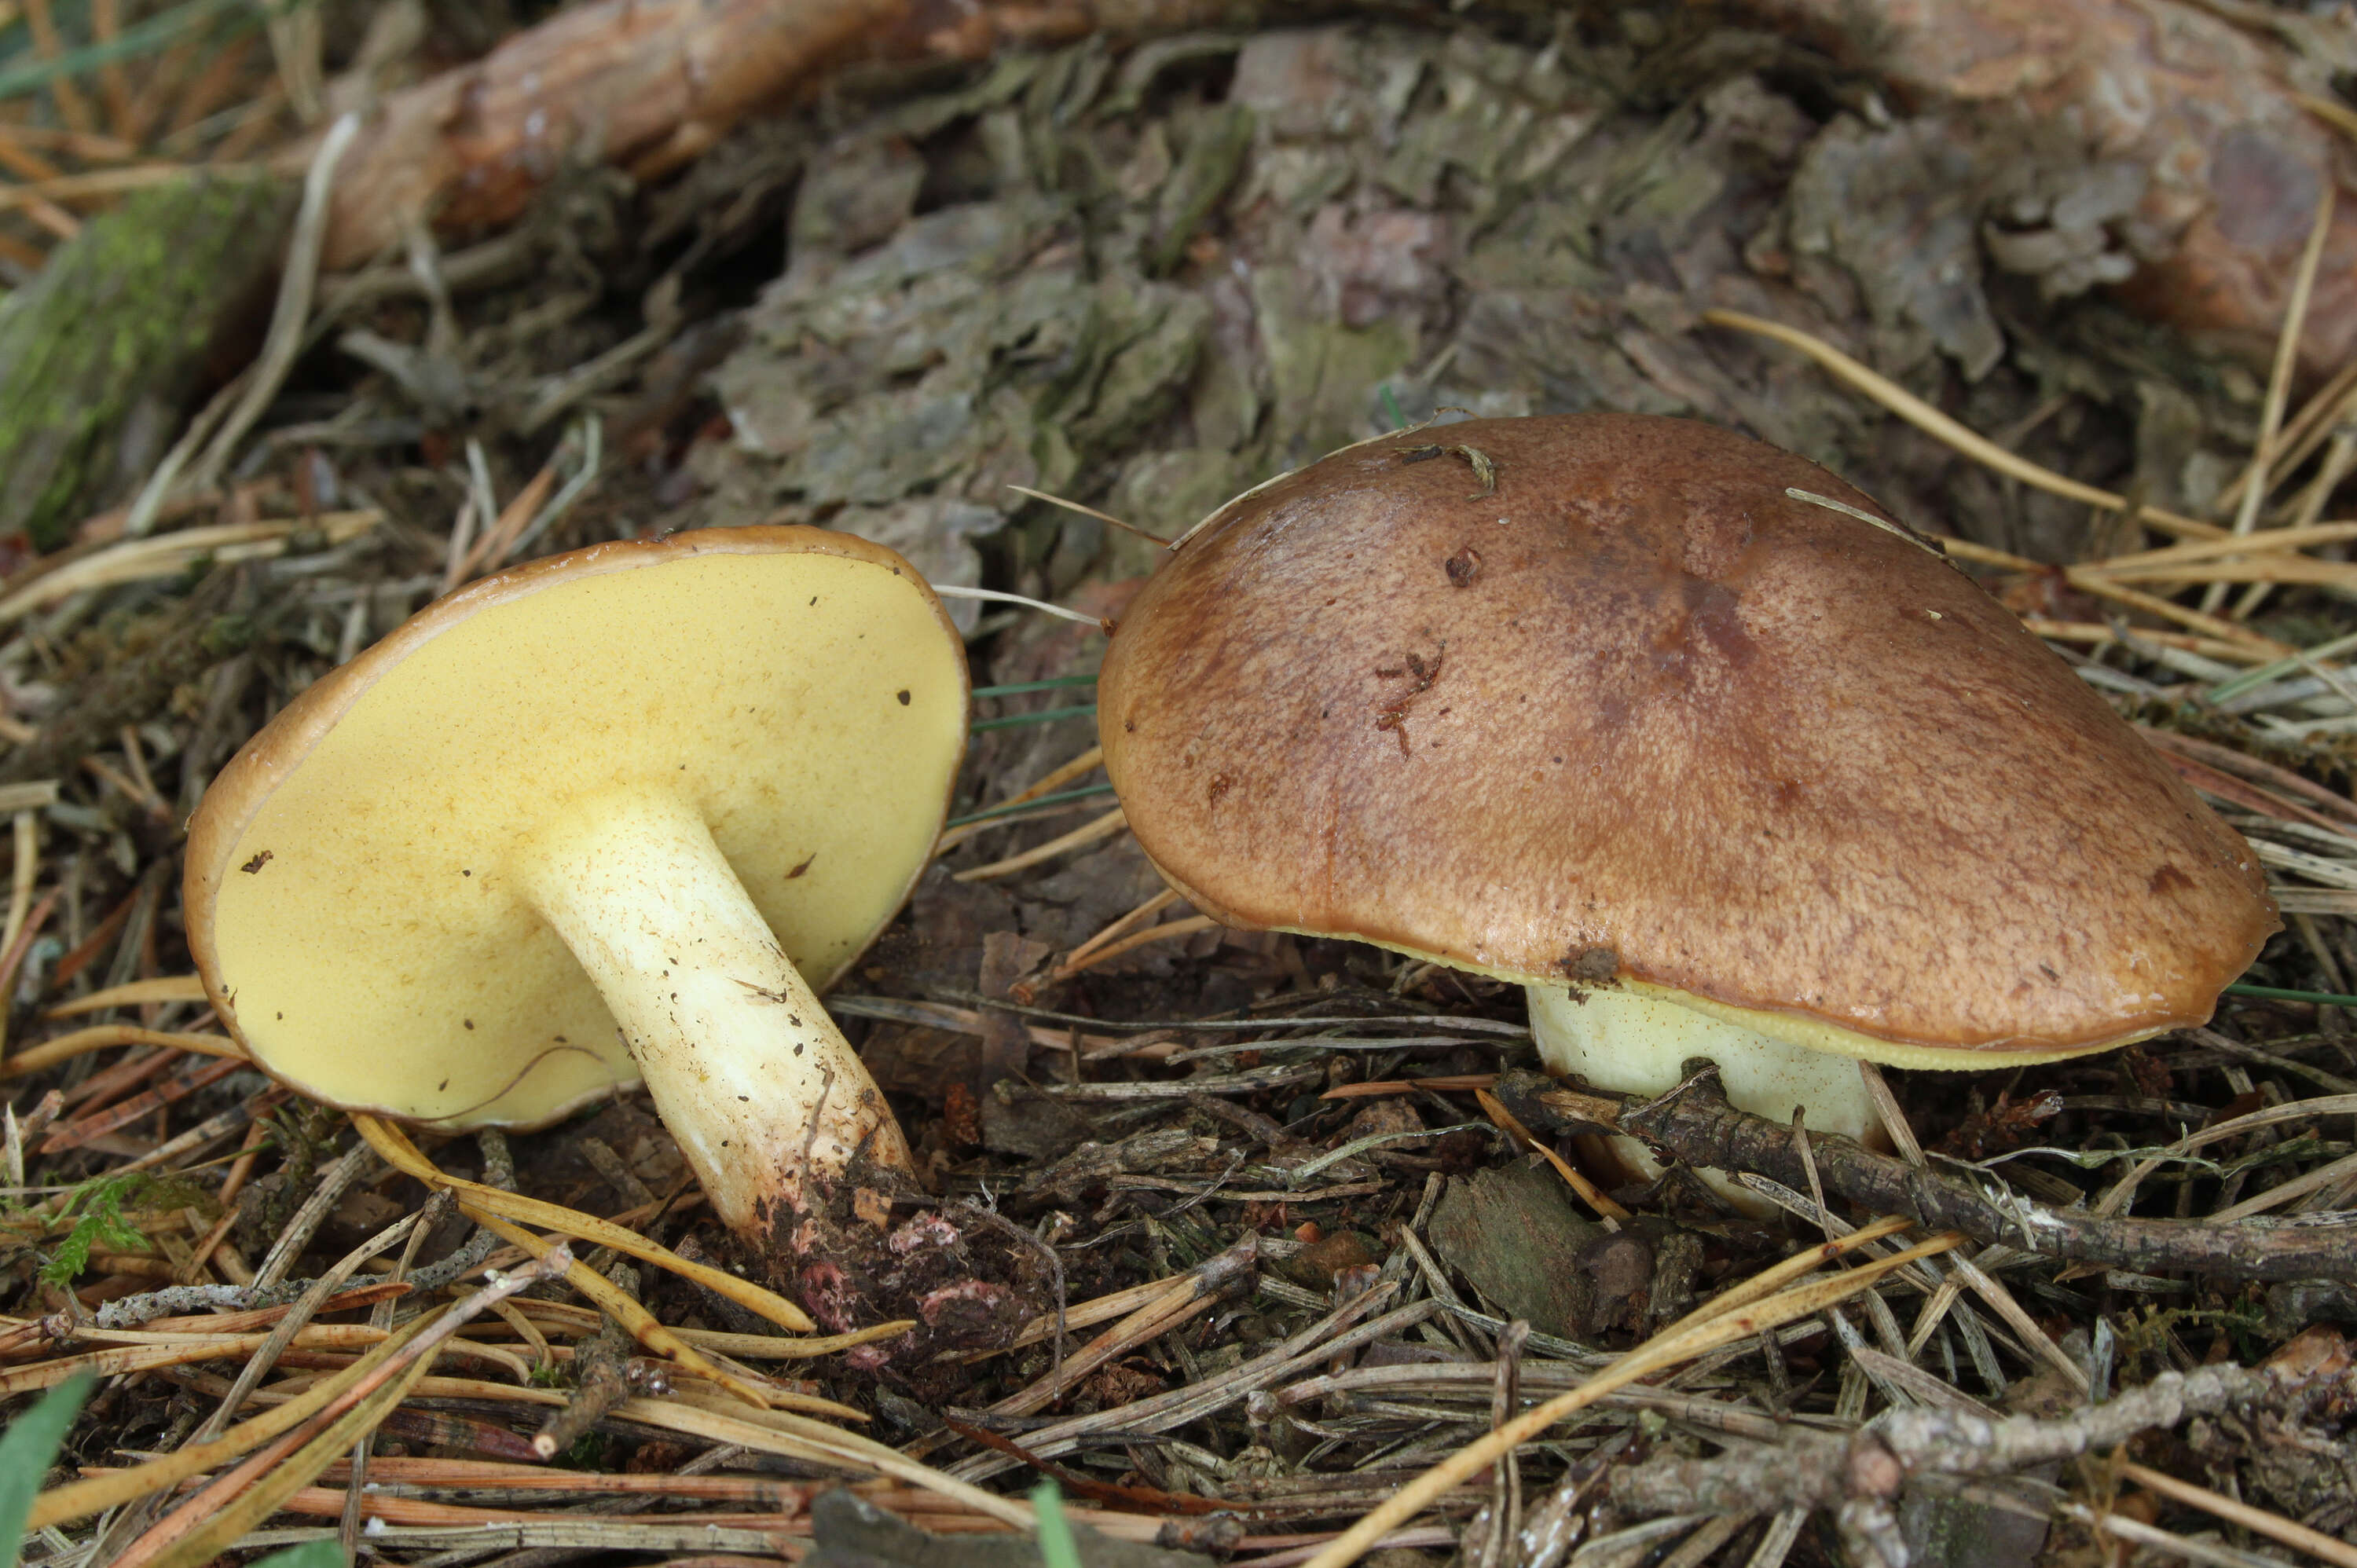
[186,526,964,1240]
[1100,413,2277,1196]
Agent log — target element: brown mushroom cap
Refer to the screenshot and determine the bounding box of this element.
[186,526,966,1130]
[1101,413,2277,1060]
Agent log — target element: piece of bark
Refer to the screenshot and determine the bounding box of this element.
[0,173,291,548]
[1427,1156,1600,1342]
[982,1082,1098,1163]
[976,929,1054,1097]
[300,0,1301,270]
[1492,1067,2357,1284]
[1740,0,2357,376]
[298,0,2354,385]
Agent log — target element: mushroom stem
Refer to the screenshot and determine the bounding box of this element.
[515,789,913,1236]
[1526,983,1873,1207]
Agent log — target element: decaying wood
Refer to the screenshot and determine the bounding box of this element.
[295,0,2357,383]
[1491,1066,2357,1283]
[303,0,1296,269]
[0,175,291,548]
[1747,0,2357,376]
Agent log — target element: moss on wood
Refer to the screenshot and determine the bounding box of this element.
[0,171,293,550]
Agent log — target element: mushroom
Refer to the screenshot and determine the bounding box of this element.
[1099,413,2278,1195]
[185,526,964,1240]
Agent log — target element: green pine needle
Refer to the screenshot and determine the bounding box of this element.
[971,704,1097,732]
[945,782,1116,828]
[973,676,1098,699]
[2225,982,2357,1008]
[0,0,251,99]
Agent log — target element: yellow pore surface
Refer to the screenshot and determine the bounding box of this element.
[206,549,965,1128]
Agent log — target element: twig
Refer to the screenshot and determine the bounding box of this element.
[1940,537,2289,654]
[0,512,380,632]
[615,1389,1039,1529]
[251,1141,379,1291]
[1497,1068,2357,1282]
[345,1191,449,1558]
[196,1207,420,1442]
[1054,887,1183,976]
[1483,1319,1530,1568]
[531,1262,641,1460]
[32,1316,436,1530]
[934,746,1105,855]
[986,1243,1255,1419]
[1050,914,1219,979]
[93,1278,400,1331]
[1006,484,1172,544]
[2089,1092,2357,1217]
[457,1206,775,1409]
[2062,1498,2304,1568]
[111,1245,576,1568]
[1473,1085,1626,1222]
[405,1128,514,1291]
[1607,1360,2325,1522]
[930,584,1104,626]
[1296,1225,1966,1568]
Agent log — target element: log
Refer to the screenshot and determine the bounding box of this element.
[303,0,2357,372]
[0,173,292,550]
[299,0,1275,270]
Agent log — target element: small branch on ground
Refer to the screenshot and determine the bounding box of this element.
[304,0,1314,269]
[1610,1329,2352,1520]
[1491,1067,2357,1282]
[533,1262,640,1460]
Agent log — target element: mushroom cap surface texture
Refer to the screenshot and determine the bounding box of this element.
[186,526,967,1129]
[1100,413,2278,1059]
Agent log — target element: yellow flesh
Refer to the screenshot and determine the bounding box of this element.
[206,551,964,1128]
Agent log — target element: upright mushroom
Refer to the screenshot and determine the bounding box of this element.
[1100,414,2277,1189]
[186,526,964,1239]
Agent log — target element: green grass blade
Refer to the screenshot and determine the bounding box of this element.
[1,1373,93,1568]
[1030,1480,1083,1568]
